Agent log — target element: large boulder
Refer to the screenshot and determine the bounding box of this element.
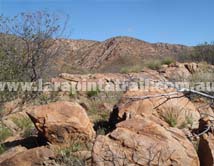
[184,63,198,74]
[0,147,54,166]
[92,118,199,166]
[27,101,95,145]
[161,63,191,80]
[116,88,200,129]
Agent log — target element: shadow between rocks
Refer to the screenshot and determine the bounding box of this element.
[94,105,126,135]
[2,136,48,150]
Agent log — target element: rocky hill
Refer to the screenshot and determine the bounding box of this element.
[50,36,192,75]
[0,34,193,78]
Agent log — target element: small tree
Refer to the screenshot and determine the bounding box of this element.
[0,11,69,103]
[0,11,69,82]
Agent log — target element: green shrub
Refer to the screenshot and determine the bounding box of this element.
[160,105,182,127]
[186,115,193,126]
[161,57,175,65]
[55,140,92,166]
[0,109,4,118]
[0,124,12,142]
[0,144,6,154]
[69,88,77,98]
[59,143,83,155]
[120,67,130,74]
[145,60,162,70]
[33,92,59,105]
[12,117,34,137]
[179,114,193,129]
[162,111,179,127]
[87,88,100,98]
[177,42,214,65]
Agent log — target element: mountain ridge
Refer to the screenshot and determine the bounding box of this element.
[52,36,192,74]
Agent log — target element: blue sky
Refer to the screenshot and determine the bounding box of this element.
[0,0,213,46]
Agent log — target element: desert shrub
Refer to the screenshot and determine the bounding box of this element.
[0,11,69,103]
[162,110,179,127]
[32,92,59,105]
[144,57,175,71]
[0,144,6,154]
[86,88,100,98]
[161,105,194,129]
[120,67,130,74]
[161,57,175,65]
[189,71,214,83]
[88,103,110,135]
[178,42,214,65]
[120,65,142,73]
[145,60,162,70]
[69,87,77,98]
[0,124,12,142]
[0,108,4,119]
[12,116,34,137]
[179,114,194,129]
[88,105,109,122]
[55,140,92,166]
[100,53,143,73]
[59,143,83,155]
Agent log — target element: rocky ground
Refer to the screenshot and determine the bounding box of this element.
[0,62,214,166]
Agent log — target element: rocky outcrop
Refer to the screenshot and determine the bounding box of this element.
[27,101,95,145]
[116,88,200,129]
[0,147,54,166]
[57,71,166,84]
[184,63,198,74]
[0,146,26,163]
[72,37,190,71]
[92,118,199,166]
[159,63,193,80]
[198,133,214,166]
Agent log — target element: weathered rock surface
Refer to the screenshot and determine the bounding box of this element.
[92,118,199,166]
[159,62,194,80]
[116,88,200,129]
[198,133,214,166]
[0,146,27,163]
[27,101,95,145]
[0,146,54,166]
[184,62,198,74]
[56,71,166,85]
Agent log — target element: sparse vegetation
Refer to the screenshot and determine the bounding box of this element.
[12,116,34,137]
[0,11,69,82]
[120,65,142,73]
[189,71,214,83]
[0,11,69,103]
[161,57,175,65]
[55,140,92,166]
[185,114,194,126]
[0,124,12,142]
[162,110,179,127]
[69,88,77,98]
[161,105,194,129]
[33,92,59,105]
[179,114,194,129]
[145,60,162,70]
[178,42,214,65]
[86,87,100,98]
[0,144,6,154]
[0,108,4,118]
[144,57,175,70]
